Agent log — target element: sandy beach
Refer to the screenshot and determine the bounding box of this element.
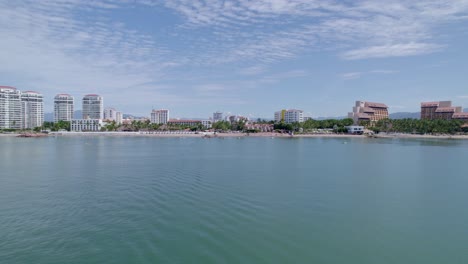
[3,131,468,140]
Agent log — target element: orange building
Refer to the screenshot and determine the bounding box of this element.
[421,101,462,120]
[348,101,389,124]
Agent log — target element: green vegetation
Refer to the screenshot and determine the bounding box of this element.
[369,118,466,135]
[41,121,71,131]
[274,118,354,133]
[212,120,232,131]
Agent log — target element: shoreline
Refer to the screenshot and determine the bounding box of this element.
[3,131,468,140]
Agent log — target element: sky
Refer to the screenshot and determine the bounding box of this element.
[1,0,468,119]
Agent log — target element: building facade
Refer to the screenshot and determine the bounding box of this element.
[421,101,462,120]
[54,94,74,122]
[104,107,123,125]
[150,109,169,124]
[275,109,303,123]
[21,91,44,129]
[70,119,103,131]
[82,94,103,119]
[348,101,389,124]
[284,109,304,123]
[0,86,22,129]
[453,112,468,122]
[167,119,201,127]
[213,112,223,122]
[274,110,286,122]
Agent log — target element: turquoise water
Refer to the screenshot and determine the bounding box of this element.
[1,136,467,264]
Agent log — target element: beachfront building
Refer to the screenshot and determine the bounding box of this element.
[345,125,364,134]
[213,112,223,122]
[452,112,468,122]
[275,109,304,123]
[201,120,212,129]
[420,101,463,120]
[104,107,123,125]
[54,94,74,122]
[70,119,103,131]
[82,94,103,119]
[274,110,286,122]
[348,101,389,124]
[21,91,44,129]
[245,123,274,132]
[150,109,169,124]
[168,119,202,127]
[226,115,249,124]
[0,86,22,129]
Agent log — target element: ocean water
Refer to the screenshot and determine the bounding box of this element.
[1,136,467,264]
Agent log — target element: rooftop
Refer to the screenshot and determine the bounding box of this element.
[361,107,376,113]
[453,112,468,118]
[421,102,440,107]
[0,85,17,90]
[364,102,388,108]
[435,107,457,113]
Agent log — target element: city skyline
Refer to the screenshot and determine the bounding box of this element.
[1,1,468,117]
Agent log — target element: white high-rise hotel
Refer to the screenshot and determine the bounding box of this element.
[82,94,103,119]
[104,107,123,125]
[21,91,44,129]
[0,86,22,129]
[1,86,44,129]
[274,109,304,123]
[150,109,169,124]
[54,94,74,122]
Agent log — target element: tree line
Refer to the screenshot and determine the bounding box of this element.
[369,118,468,134]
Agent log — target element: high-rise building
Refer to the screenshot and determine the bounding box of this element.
[348,101,389,124]
[213,112,223,122]
[115,111,123,125]
[150,109,169,124]
[421,101,462,120]
[0,86,22,129]
[284,109,304,123]
[274,109,303,123]
[21,91,44,129]
[54,94,74,122]
[104,107,123,125]
[274,110,286,122]
[82,94,103,119]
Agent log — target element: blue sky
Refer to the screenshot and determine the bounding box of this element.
[1,0,468,119]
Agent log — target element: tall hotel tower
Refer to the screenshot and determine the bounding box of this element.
[0,86,22,129]
[54,94,74,122]
[150,109,169,124]
[21,91,44,129]
[82,94,103,119]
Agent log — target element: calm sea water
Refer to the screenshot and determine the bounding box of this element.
[1,136,467,264]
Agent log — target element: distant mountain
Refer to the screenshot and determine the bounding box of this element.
[389,112,420,119]
[44,110,82,122]
[123,114,148,119]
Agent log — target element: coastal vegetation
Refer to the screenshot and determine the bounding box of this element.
[368,118,467,134]
[274,118,354,133]
[2,117,467,135]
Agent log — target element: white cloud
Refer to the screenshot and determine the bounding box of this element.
[342,43,443,60]
[342,72,363,80]
[1,0,468,115]
[341,69,398,80]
